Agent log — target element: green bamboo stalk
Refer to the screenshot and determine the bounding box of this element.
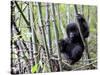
[16,2,23,73]
[66,5,70,24]
[37,2,51,72]
[11,1,25,73]
[88,6,90,26]
[51,3,62,71]
[28,2,35,73]
[11,1,20,74]
[18,2,22,27]
[56,4,66,38]
[81,5,84,15]
[45,3,53,71]
[74,5,92,68]
[16,4,28,22]
[45,4,52,55]
[28,2,38,67]
[84,6,92,66]
[15,1,30,26]
[79,5,88,65]
[80,6,91,65]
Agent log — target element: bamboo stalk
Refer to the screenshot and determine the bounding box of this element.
[27,2,35,73]
[66,5,70,24]
[45,3,52,55]
[45,3,54,71]
[15,1,30,26]
[28,2,38,69]
[74,5,93,68]
[15,3,28,22]
[81,5,84,15]
[18,2,22,27]
[80,5,89,65]
[56,4,66,38]
[37,2,51,72]
[88,6,90,26]
[81,5,91,66]
[51,3,62,71]
[11,1,23,73]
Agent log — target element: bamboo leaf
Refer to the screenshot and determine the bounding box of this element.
[31,64,39,73]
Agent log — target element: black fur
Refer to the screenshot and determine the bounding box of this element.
[59,14,89,65]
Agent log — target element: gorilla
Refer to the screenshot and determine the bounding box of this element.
[59,14,89,65]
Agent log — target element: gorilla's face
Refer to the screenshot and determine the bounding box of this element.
[66,23,80,42]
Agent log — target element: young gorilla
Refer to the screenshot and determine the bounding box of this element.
[59,14,89,65]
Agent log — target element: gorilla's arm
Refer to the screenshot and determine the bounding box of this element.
[77,14,89,38]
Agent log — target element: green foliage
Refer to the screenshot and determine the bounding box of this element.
[31,63,39,73]
[31,61,49,73]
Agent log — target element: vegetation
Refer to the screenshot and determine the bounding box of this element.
[11,1,97,74]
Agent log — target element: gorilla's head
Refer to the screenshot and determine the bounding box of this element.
[66,23,81,43]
